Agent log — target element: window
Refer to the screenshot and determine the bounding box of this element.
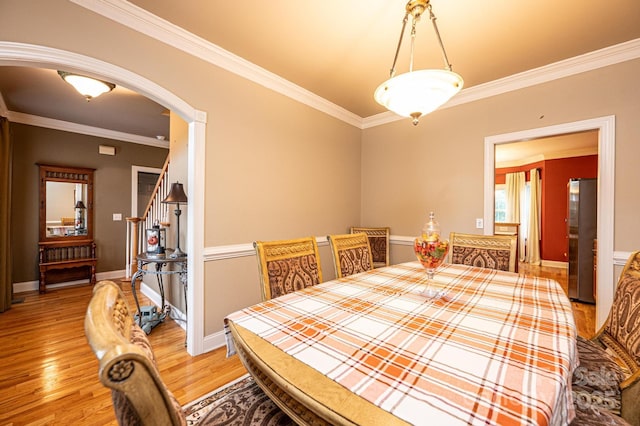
[495,181,531,239]
[495,185,506,222]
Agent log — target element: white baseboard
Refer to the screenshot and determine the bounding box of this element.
[540,260,568,268]
[203,329,227,353]
[13,280,39,293]
[13,269,126,294]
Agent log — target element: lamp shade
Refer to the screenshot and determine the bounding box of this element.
[374,0,463,125]
[75,200,86,209]
[162,182,188,204]
[374,69,463,124]
[58,71,115,100]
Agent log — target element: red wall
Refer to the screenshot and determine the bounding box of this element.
[495,155,597,262]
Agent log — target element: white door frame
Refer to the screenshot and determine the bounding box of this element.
[131,165,162,217]
[484,116,615,328]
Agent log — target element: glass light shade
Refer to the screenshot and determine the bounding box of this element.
[374,69,463,125]
[59,72,115,99]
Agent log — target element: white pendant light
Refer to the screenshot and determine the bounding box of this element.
[58,71,115,100]
[374,0,463,125]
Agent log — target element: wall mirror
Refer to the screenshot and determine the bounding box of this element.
[39,164,94,241]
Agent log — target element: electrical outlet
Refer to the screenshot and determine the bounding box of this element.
[475,218,483,229]
[113,213,122,221]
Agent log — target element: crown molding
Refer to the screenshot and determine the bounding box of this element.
[70,0,363,129]
[448,38,640,108]
[6,110,169,148]
[42,3,640,129]
[363,38,640,129]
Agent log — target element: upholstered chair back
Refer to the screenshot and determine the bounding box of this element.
[572,251,640,425]
[602,251,640,371]
[449,232,518,272]
[254,237,323,300]
[350,227,390,268]
[328,233,374,278]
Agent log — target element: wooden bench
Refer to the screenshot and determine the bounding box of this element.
[38,239,97,293]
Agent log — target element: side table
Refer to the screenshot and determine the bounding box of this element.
[131,251,187,335]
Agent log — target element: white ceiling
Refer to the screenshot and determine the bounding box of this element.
[494,130,598,168]
[128,0,640,118]
[1,0,639,151]
[0,66,170,140]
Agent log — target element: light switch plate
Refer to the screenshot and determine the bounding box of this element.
[475,218,483,229]
[113,213,122,221]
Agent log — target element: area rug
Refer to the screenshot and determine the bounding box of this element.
[183,374,294,425]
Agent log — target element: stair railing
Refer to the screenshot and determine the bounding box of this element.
[125,156,171,279]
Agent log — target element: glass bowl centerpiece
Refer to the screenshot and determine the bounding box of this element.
[413,211,449,298]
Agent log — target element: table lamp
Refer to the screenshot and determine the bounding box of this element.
[74,200,86,231]
[161,182,188,258]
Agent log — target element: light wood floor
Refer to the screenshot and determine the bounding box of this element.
[519,262,596,338]
[0,281,246,425]
[0,265,594,425]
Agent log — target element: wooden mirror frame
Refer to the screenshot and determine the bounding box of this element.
[38,164,94,242]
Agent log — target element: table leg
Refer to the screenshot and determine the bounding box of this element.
[131,268,144,327]
[155,263,165,313]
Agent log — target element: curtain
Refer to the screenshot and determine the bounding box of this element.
[0,117,12,312]
[505,171,526,261]
[526,168,541,265]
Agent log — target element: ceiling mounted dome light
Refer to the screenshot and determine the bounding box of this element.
[374,0,463,126]
[57,71,115,100]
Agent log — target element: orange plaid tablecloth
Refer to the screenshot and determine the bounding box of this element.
[225,262,578,426]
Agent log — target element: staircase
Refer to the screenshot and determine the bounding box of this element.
[124,156,172,279]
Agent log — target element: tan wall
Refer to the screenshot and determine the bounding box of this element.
[362,59,640,253]
[10,123,167,282]
[203,78,362,245]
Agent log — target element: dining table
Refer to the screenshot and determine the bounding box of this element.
[224,261,578,426]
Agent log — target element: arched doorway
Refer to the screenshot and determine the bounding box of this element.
[0,42,207,355]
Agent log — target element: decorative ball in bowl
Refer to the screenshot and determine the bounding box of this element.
[413,238,449,272]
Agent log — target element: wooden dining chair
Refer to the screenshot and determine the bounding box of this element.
[85,280,188,426]
[350,226,390,268]
[449,232,518,272]
[572,251,640,425]
[494,222,520,264]
[327,232,374,279]
[85,280,289,425]
[253,237,323,300]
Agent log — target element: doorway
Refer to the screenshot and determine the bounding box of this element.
[494,130,598,268]
[1,43,207,355]
[131,166,162,218]
[484,116,615,328]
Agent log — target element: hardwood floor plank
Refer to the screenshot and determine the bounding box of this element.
[519,262,596,338]
[0,282,245,425]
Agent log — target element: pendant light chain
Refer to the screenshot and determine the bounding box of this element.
[409,14,418,73]
[428,4,453,72]
[389,12,410,78]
